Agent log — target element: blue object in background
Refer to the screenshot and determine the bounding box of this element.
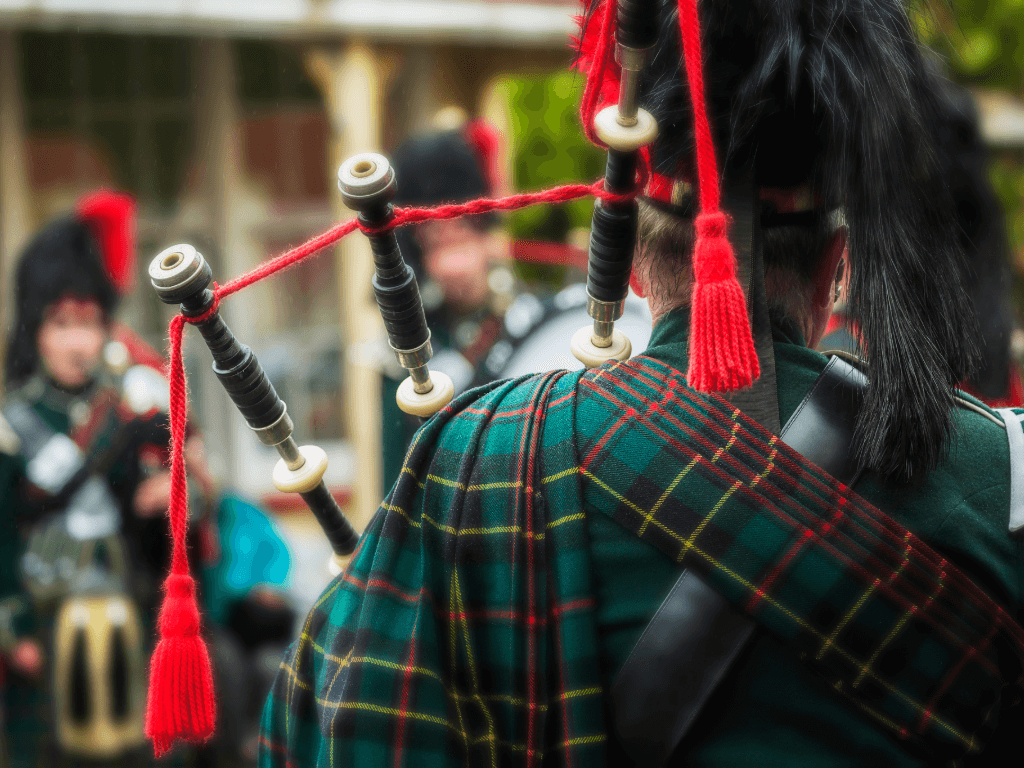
[204,491,291,625]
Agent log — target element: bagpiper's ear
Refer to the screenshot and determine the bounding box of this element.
[629,267,647,299]
[811,230,846,311]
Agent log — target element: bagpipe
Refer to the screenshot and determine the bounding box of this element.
[143,0,763,754]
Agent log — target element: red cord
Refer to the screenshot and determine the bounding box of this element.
[675,0,720,213]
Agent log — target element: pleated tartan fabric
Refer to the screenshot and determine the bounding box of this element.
[259,359,1024,767]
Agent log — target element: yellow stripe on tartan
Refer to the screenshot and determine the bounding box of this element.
[560,734,607,748]
[854,608,915,688]
[452,569,499,768]
[285,579,343,740]
[401,464,578,492]
[549,512,586,529]
[676,480,740,563]
[315,699,456,731]
[587,481,973,748]
[853,548,947,690]
[749,440,779,489]
[817,533,912,662]
[447,571,472,750]
[326,646,358,764]
[279,660,312,692]
[380,501,585,539]
[308,643,600,713]
[582,469,688,547]
[834,680,907,737]
[562,686,602,700]
[639,456,700,537]
[543,466,580,484]
[710,414,742,464]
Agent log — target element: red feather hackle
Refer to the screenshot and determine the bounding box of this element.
[77,190,137,295]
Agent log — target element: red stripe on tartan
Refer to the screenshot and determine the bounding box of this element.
[548,391,575,410]
[344,573,421,604]
[748,503,847,613]
[522,377,545,763]
[580,373,1002,672]
[392,612,421,768]
[746,528,815,613]
[552,597,596,616]
[551,571,576,768]
[607,360,1010,641]
[627,357,1022,650]
[582,406,637,469]
[257,735,299,768]
[460,383,573,421]
[918,616,1000,733]
[447,598,594,624]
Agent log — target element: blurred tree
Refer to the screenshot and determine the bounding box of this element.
[918,1,1024,305]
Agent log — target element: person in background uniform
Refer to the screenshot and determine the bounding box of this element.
[380,120,514,493]
[0,192,220,767]
[259,0,1024,765]
[818,75,1024,409]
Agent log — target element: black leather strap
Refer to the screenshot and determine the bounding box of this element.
[610,355,868,766]
[778,356,869,487]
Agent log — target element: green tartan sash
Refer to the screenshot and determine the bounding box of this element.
[259,358,1024,768]
[578,356,1024,756]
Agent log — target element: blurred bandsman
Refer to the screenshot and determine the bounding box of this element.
[0,192,215,767]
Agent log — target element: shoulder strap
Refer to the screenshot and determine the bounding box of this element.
[611,355,867,766]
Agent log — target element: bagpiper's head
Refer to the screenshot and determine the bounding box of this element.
[577,0,979,482]
[6,191,136,390]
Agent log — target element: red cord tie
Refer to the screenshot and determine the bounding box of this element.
[183,290,220,325]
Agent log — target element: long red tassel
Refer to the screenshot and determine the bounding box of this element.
[145,314,215,756]
[687,212,760,391]
[675,0,758,392]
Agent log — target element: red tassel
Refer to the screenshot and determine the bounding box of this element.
[145,573,216,756]
[687,212,759,392]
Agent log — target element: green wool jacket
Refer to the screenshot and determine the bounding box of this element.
[259,309,1024,767]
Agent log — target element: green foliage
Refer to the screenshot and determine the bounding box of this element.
[917,0,1024,310]
[917,0,1024,91]
[499,72,604,243]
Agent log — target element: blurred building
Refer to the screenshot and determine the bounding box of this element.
[0,1,578,547]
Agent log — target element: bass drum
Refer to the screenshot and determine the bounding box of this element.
[478,284,653,382]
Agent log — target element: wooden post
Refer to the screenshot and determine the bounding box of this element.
[0,30,33,381]
[306,42,386,531]
[192,38,257,485]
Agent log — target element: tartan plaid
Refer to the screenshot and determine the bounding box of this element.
[259,358,1024,767]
